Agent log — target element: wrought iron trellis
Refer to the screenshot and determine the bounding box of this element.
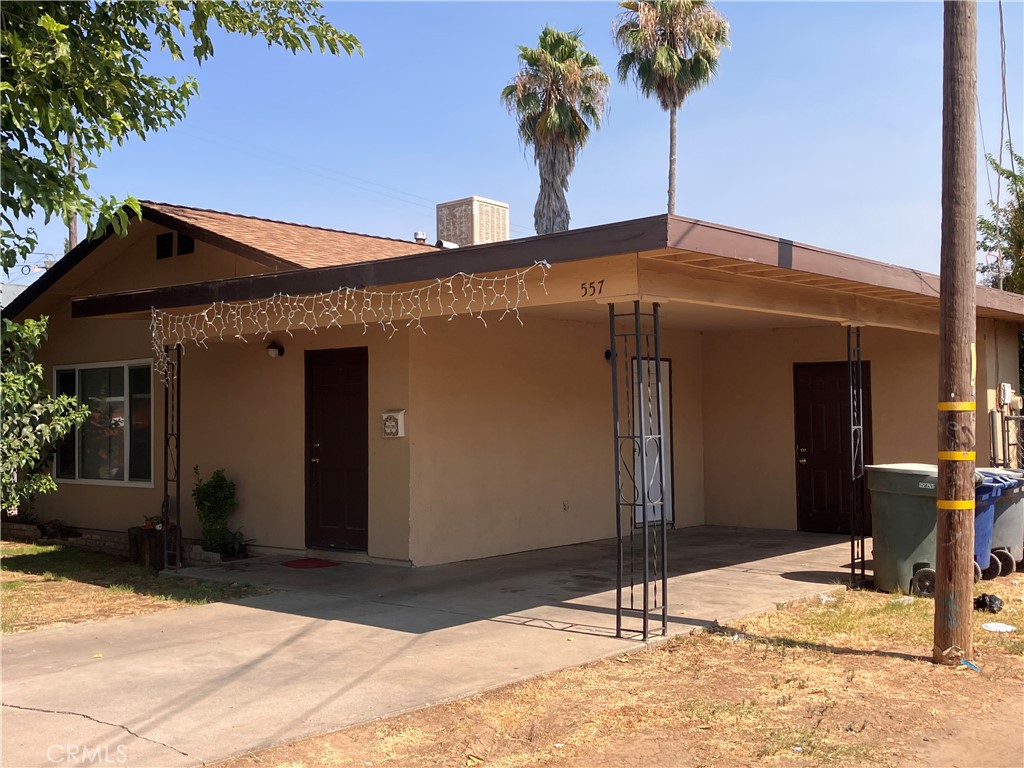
[162,345,182,570]
[847,326,868,586]
[609,301,668,641]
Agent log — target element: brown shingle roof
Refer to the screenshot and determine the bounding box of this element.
[142,201,437,269]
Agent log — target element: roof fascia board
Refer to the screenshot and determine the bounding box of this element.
[3,203,300,320]
[3,225,114,320]
[666,216,1024,318]
[71,215,671,317]
[667,216,943,297]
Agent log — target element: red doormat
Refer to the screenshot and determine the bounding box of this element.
[280,558,340,569]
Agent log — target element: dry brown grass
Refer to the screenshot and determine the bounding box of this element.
[1,540,269,633]
[215,577,1024,768]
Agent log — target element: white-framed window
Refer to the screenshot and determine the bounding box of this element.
[54,360,154,486]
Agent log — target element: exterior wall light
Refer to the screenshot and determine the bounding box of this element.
[266,341,285,358]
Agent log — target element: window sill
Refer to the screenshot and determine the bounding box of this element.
[55,478,155,489]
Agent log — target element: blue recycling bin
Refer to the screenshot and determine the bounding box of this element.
[974,476,1005,579]
[979,468,1024,571]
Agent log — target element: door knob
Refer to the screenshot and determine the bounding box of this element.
[311,458,320,464]
[798,458,807,465]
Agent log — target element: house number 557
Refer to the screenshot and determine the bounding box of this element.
[580,280,605,297]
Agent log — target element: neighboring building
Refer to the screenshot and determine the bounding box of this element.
[5,200,1023,566]
[1,282,27,312]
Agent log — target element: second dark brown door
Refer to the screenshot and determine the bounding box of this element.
[793,362,873,534]
[305,347,368,551]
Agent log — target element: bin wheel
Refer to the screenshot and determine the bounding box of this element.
[980,552,1002,580]
[974,561,982,582]
[911,568,936,596]
[993,549,1016,577]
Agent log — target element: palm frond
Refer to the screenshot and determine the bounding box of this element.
[613,0,730,111]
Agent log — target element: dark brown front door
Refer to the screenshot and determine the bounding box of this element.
[793,362,873,534]
[305,347,368,551]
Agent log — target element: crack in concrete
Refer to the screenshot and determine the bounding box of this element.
[2,702,202,764]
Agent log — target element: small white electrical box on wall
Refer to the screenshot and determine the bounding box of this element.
[999,383,1014,407]
[382,410,406,438]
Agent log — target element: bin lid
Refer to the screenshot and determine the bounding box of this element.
[866,463,938,475]
[978,467,1024,491]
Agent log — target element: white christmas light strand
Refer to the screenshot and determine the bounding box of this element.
[151,261,551,378]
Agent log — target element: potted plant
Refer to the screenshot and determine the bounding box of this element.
[192,466,238,554]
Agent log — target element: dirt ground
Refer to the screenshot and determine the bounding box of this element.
[0,540,267,633]
[216,579,1024,768]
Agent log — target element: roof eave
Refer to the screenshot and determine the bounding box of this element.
[70,215,672,318]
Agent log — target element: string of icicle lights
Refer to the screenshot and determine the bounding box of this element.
[151,261,551,378]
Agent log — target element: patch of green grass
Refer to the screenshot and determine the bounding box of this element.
[756,724,875,764]
[0,542,61,558]
[1,580,25,591]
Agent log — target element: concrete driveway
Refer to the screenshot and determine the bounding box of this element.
[1,526,851,767]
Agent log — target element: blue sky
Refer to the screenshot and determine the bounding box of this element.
[12,1,1024,285]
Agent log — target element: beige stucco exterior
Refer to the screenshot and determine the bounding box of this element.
[17,220,1024,566]
[701,325,940,529]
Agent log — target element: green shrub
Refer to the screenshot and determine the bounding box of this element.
[192,467,237,553]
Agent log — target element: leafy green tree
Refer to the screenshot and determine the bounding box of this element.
[975,143,1024,389]
[1,1,361,270]
[1,318,89,510]
[977,143,1024,293]
[614,0,729,215]
[0,2,361,510]
[502,26,609,235]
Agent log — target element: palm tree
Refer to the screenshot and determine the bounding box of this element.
[502,27,609,235]
[614,0,730,214]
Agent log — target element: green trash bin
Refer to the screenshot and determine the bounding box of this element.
[867,463,995,593]
[865,464,942,594]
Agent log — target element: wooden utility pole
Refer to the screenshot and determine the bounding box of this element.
[934,0,978,665]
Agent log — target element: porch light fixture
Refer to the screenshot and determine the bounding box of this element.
[266,341,285,358]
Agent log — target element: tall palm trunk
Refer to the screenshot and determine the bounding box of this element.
[667,105,677,215]
[534,142,572,234]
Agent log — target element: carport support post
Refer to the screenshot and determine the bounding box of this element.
[634,301,650,641]
[846,325,867,586]
[934,0,976,665]
[609,304,623,639]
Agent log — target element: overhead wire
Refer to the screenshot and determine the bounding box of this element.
[181,126,536,238]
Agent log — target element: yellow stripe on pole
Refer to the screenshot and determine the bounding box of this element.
[937,499,975,510]
[937,401,976,411]
[937,451,976,461]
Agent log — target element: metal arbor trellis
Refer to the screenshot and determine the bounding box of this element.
[847,326,868,587]
[609,301,669,641]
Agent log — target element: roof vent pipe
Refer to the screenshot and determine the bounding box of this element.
[435,240,460,249]
[414,231,427,244]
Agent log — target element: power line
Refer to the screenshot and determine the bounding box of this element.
[181,126,536,237]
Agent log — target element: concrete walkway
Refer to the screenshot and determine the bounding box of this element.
[1,526,851,767]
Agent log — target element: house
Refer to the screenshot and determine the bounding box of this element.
[6,199,1024,569]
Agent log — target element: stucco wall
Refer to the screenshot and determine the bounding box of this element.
[31,320,413,561]
[701,324,941,530]
[405,313,703,566]
[977,318,1024,465]
[25,228,412,561]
